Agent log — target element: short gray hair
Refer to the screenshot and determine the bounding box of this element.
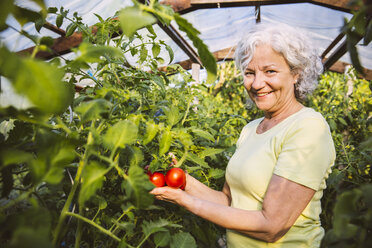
[234,23,323,100]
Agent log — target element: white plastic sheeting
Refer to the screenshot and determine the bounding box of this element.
[1,0,371,68]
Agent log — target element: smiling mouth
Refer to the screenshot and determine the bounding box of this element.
[255,92,273,97]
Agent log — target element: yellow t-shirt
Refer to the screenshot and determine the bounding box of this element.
[225,107,336,248]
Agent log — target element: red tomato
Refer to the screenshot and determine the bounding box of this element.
[149,172,166,187]
[165,168,186,189]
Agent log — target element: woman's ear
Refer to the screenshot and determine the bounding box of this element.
[293,73,300,84]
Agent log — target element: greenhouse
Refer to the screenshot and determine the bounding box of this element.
[0,0,371,247]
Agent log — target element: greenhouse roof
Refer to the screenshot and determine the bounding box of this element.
[1,0,372,79]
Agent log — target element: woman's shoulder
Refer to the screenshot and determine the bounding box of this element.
[294,107,328,125]
[289,107,331,134]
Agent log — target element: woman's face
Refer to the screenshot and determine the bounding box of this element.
[243,44,299,115]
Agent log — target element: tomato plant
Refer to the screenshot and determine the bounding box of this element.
[165,168,186,189]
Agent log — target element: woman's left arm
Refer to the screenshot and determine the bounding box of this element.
[151,174,315,243]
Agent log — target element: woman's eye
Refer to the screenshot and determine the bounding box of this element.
[245,71,254,76]
[266,70,276,74]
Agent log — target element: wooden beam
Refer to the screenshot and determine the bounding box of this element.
[321,32,345,59]
[160,0,353,13]
[158,23,202,65]
[309,0,353,12]
[17,32,83,59]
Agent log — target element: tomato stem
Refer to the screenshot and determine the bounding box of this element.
[52,122,95,247]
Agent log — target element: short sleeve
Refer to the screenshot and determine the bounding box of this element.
[273,117,336,191]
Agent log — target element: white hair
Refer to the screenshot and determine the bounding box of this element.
[234,23,323,100]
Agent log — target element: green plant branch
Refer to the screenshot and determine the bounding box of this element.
[65,212,121,242]
[56,116,72,134]
[136,233,152,248]
[140,5,174,22]
[181,97,191,126]
[110,205,135,233]
[0,188,33,210]
[75,205,84,248]
[52,122,95,247]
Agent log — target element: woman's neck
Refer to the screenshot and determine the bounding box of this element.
[257,101,304,134]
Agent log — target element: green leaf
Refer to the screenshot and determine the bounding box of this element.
[142,218,182,237]
[175,129,193,148]
[361,184,372,208]
[0,148,33,168]
[333,189,361,237]
[39,36,54,47]
[174,14,216,84]
[56,14,63,28]
[147,25,157,37]
[0,0,14,30]
[352,10,366,36]
[0,47,74,114]
[191,129,215,142]
[66,22,77,36]
[122,164,154,208]
[159,128,172,156]
[43,146,76,184]
[337,117,348,126]
[186,152,210,168]
[170,232,197,248]
[164,105,181,127]
[72,42,123,65]
[103,120,138,150]
[34,16,45,33]
[199,148,224,158]
[47,7,58,14]
[347,36,364,75]
[129,146,144,167]
[150,75,166,92]
[7,209,52,248]
[143,120,159,145]
[154,231,171,247]
[94,13,104,23]
[79,161,107,206]
[119,6,156,37]
[208,168,225,179]
[364,19,372,45]
[139,44,148,64]
[165,44,174,64]
[152,43,161,58]
[75,99,112,123]
[142,220,167,237]
[0,119,15,141]
[13,6,42,27]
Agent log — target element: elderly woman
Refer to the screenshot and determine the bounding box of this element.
[151,23,335,247]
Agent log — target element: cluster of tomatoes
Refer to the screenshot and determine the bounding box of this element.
[147,167,186,190]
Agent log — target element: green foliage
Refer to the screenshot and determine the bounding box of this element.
[305,70,371,247]
[0,2,227,247]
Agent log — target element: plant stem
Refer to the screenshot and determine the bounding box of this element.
[181,97,191,126]
[0,189,33,210]
[65,212,121,242]
[136,234,151,248]
[110,206,135,233]
[75,205,83,248]
[52,123,95,247]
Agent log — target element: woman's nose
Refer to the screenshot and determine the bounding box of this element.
[251,72,266,90]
